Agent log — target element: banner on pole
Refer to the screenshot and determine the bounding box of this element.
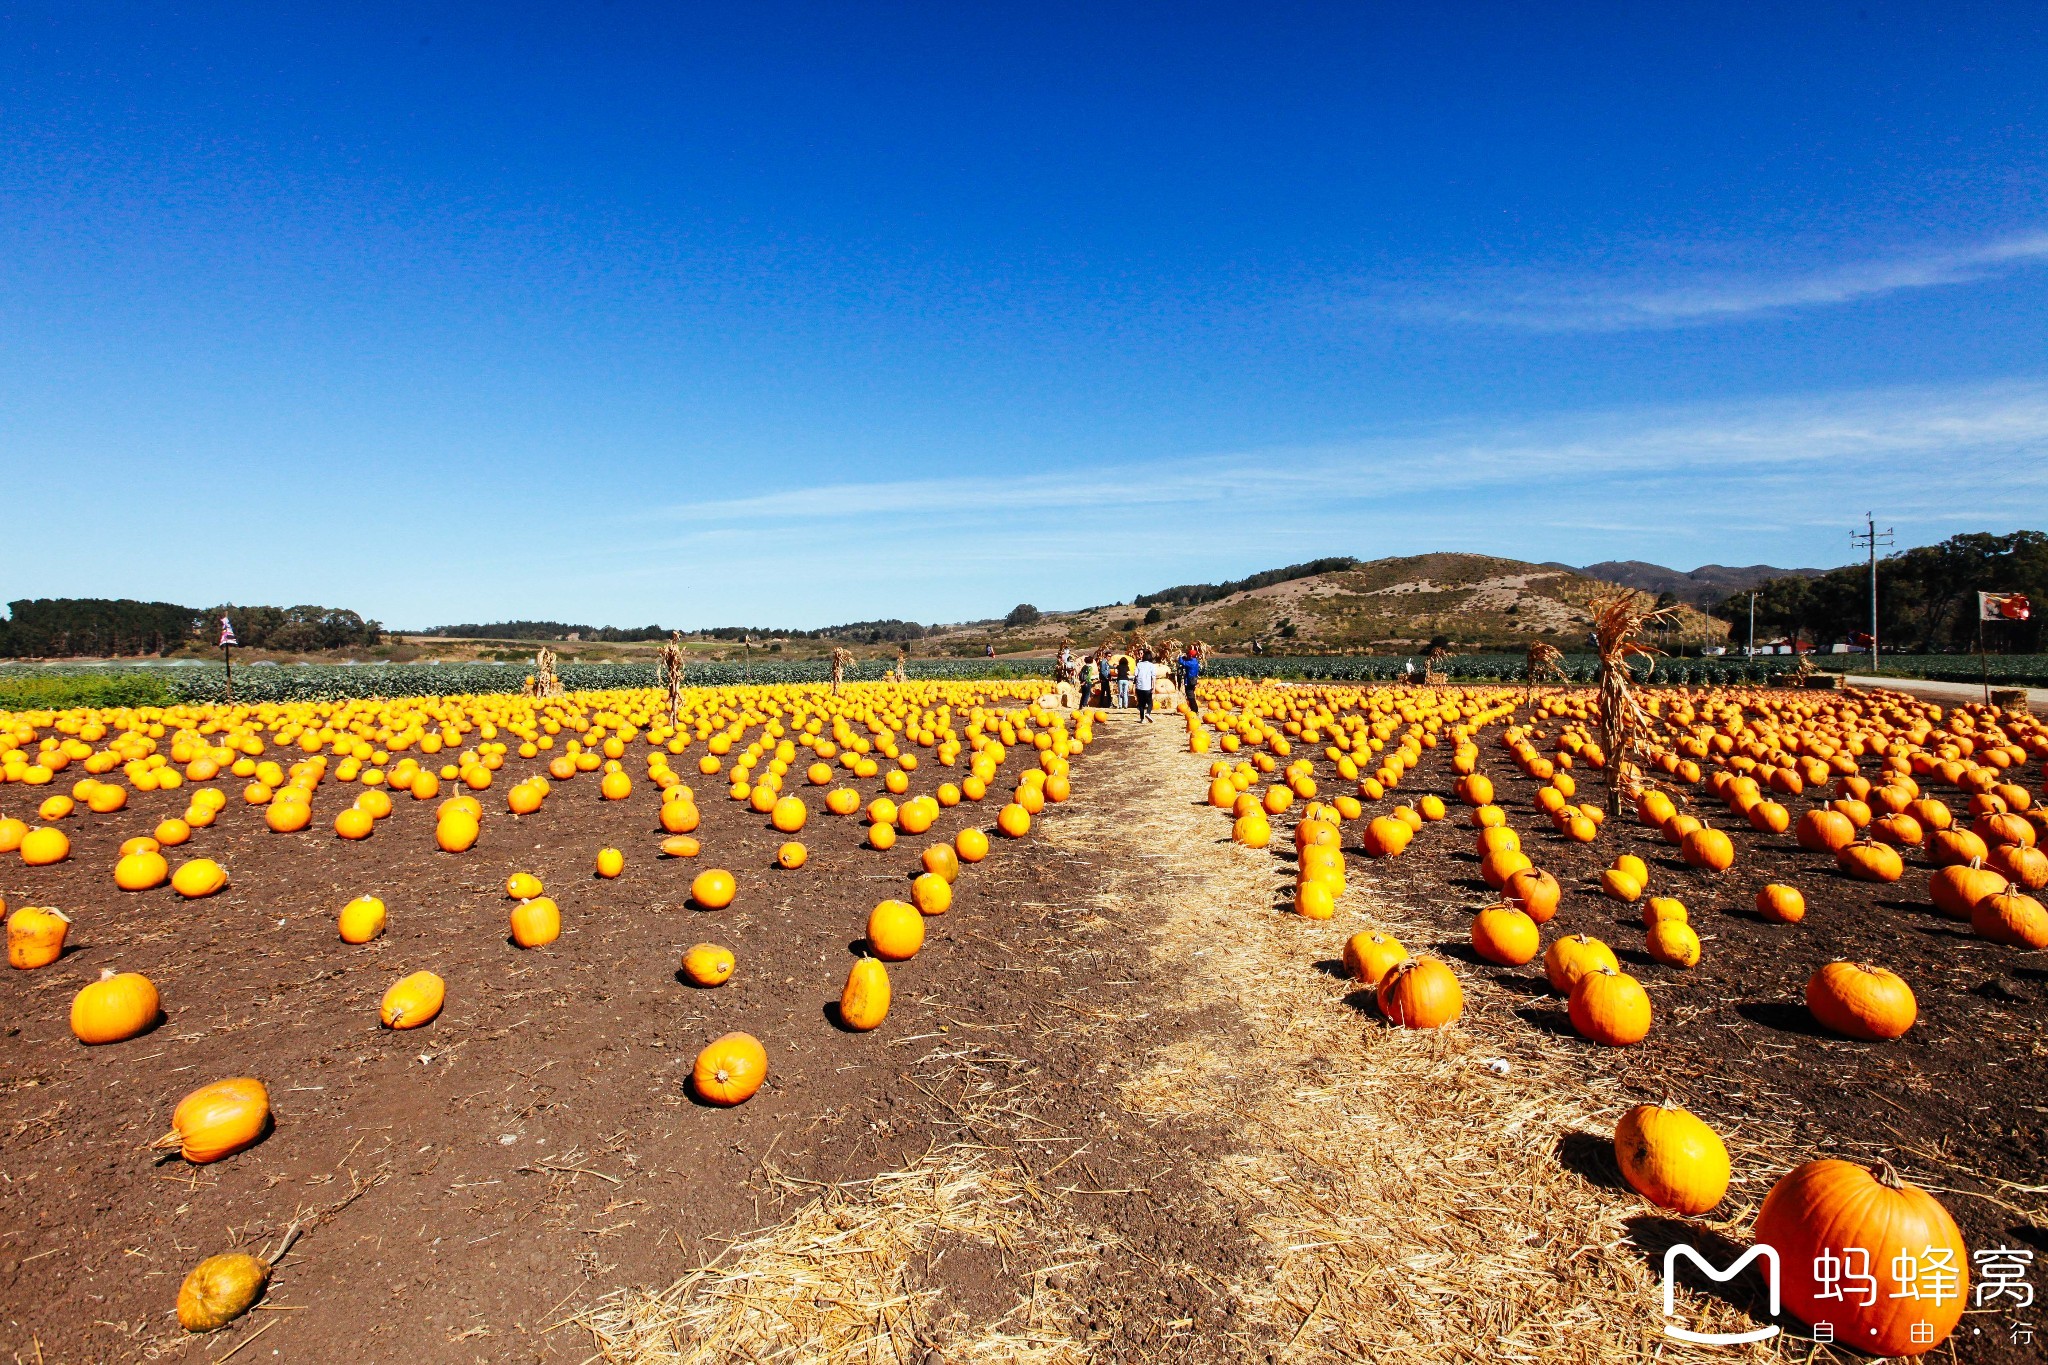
[1978,591,2031,623]
[219,615,239,647]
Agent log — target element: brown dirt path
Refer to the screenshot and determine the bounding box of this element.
[580,711,1787,1362]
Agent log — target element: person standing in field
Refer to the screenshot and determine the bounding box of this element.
[1133,648,1157,722]
[1115,651,1133,708]
[1181,644,1202,710]
[1096,651,1114,708]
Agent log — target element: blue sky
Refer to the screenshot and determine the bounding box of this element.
[3,3,2045,628]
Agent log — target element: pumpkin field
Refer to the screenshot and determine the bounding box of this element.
[2,674,2046,1361]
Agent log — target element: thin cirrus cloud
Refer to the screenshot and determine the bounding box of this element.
[646,377,2048,532]
[1379,231,2048,332]
[599,377,2048,626]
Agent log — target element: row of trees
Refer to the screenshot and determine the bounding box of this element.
[1136,557,1361,609]
[1,599,383,658]
[426,619,933,645]
[1710,530,2046,653]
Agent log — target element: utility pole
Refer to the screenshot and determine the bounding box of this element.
[1850,513,1893,673]
[1747,592,1756,658]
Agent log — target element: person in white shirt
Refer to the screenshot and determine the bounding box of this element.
[1132,649,1158,722]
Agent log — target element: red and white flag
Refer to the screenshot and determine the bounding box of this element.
[1978,591,2031,623]
[218,615,239,647]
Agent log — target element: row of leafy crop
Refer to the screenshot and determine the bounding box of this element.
[1202,654,1795,686]
[7,657,1047,705]
[1805,653,2048,687]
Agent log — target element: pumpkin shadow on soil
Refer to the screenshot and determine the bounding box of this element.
[1512,1005,1578,1039]
[1622,1215,1775,1312]
[1555,1130,1629,1194]
[1433,941,1489,967]
[1339,988,1380,1016]
[1734,1001,1831,1038]
[1311,958,1350,980]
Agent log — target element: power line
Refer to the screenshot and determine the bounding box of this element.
[1850,513,1893,671]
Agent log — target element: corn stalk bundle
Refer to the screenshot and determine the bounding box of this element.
[1423,643,1449,686]
[1524,641,1565,684]
[658,632,685,727]
[893,647,908,683]
[830,647,854,695]
[1589,590,1678,816]
[531,646,564,700]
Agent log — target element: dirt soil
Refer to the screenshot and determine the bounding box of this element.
[1306,691,2048,1363]
[0,715,1249,1363]
[6,684,2046,1364]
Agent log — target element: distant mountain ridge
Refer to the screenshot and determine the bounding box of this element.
[1564,560,1824,608]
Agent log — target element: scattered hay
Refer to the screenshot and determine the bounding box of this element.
[576,1153,1090,1365]
[1044,719,1790,1361]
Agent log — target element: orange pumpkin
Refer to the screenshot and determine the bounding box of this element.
[692,1031,768,1105]
[1376,958,1463,1028]
[1836,840,1904,883]
[1807,961,1915,1040]
[1928,862,2007,919]
[1501,867,1561,923]
[690,868,737,909]
[1569,967,1652,1045]
[1753,1159,1967,1357]
[1469,905,1539,966]
[338,895,386,943]
[71,969,160,1044]
[7,906,70,969]
[1755,883,1806,923]
[1543,934,1617,993]
[510,896,561,948]
[1794,808,1855,853]
[155,1078,270,1164]
[1613,1103,1729,1216]
[1678,826,1735,872]
[380,971,446,1029]
[1971,890,2048,949]
[681,942,735,986]
[1341,931,1409,986]
[839,957,891,1031]
[866,899,925,960]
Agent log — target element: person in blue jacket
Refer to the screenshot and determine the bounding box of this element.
[1181,646,1202,709]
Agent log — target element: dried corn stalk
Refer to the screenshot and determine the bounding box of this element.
[830,647,854,695]
[1525,641,1565,684]
[532,646,563,700]
[658,632,685,727]
[1590,590,1677,816]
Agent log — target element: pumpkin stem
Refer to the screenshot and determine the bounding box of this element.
[265,1220,304,1266]
[151,1129,183,1151]
[99,967,117,981]
[1873,1158,1904,1190]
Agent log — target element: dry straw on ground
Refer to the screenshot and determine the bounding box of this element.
[580,704,1793,1362]
[576,1153,1090,1365]
[1045,704,1792,1362]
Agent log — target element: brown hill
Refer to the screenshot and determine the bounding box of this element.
[924,553,1728,656]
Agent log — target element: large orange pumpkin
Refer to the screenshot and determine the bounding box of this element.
[1376,958,1463,1028]
[71,969,160,1044]
[1971,890,2048,949]
[1470,905,1539,965]
[839,957,891,1031]
[866,899,925,960]
[155,1078,270,1164]
[1613,1103,1729,1215]
[1806,961,1915,1040]
[1502,867,1561,923]
[1569,967,1652,1045]
[380,971,445,1029]
[1341,931,1408,986]
[7,906,70,969]
[693,1031,768,1105]
[1752,1159,1967,1356]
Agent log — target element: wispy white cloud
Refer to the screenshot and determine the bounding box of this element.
[1378,232,2048,332]
[643,377,2048,532]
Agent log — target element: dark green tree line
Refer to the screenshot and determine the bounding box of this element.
[1711,530,2046,653]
